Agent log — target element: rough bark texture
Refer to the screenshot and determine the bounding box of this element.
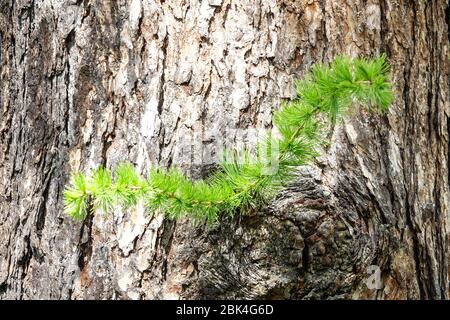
[0,0,448,299]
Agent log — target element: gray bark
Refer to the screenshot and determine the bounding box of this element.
[0,0,448,299]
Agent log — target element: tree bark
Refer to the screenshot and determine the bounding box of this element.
[0,0,448,299]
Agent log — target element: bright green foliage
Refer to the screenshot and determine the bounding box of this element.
[64,55,393,225]
[63,173,89,220]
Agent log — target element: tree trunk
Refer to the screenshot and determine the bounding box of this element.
[0,0,448,300]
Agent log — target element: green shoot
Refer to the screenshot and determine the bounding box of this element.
[64,55,393,225]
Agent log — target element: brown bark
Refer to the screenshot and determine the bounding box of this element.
[0,0,448,299]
